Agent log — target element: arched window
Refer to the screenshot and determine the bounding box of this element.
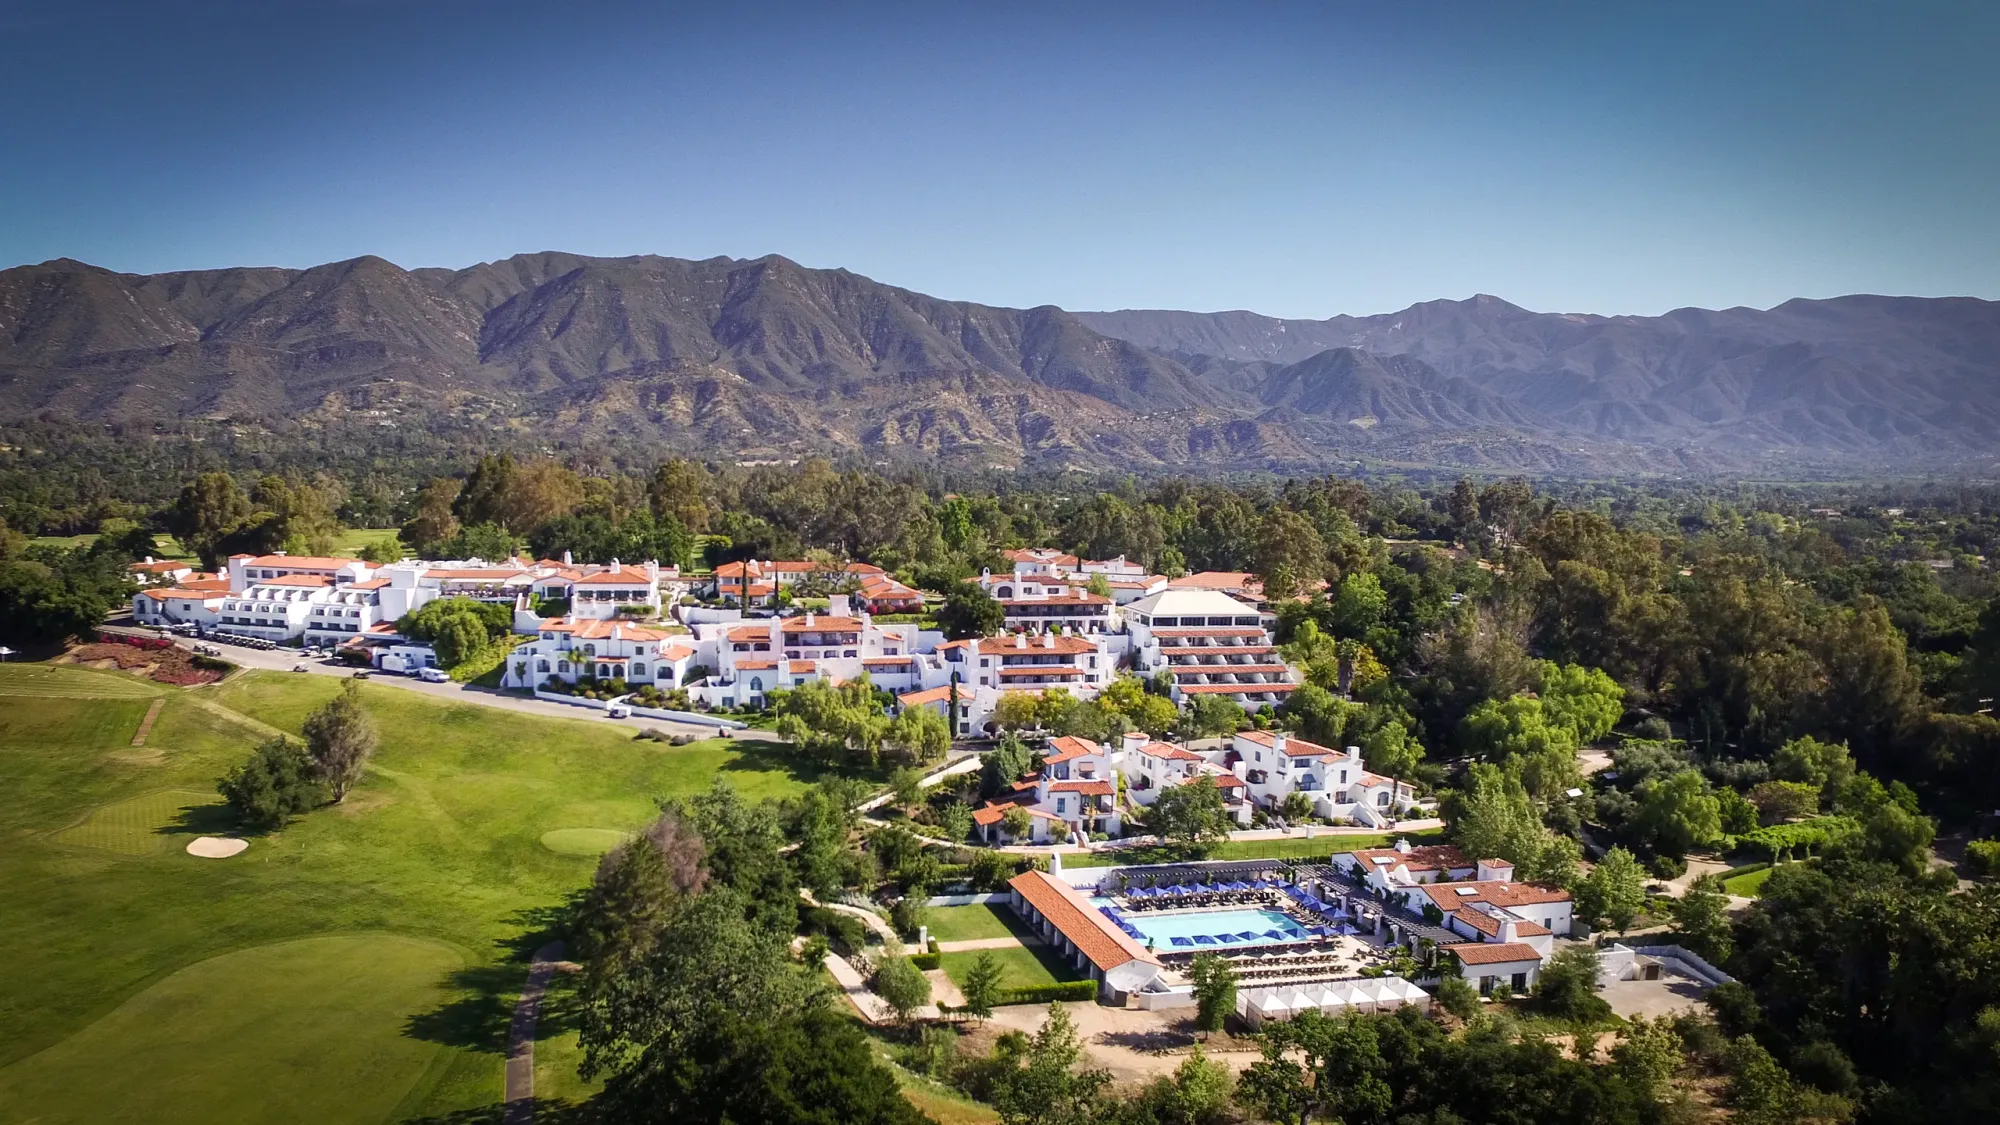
[632,663,647,677]
[557,660,569,673]
[749,676,764,693]
[997,586,1014,599]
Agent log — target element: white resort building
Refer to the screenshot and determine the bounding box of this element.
[1127,588,1301,711]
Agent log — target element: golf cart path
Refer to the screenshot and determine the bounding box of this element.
[503,941,569,1124]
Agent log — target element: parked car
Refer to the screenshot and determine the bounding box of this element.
[292,663,309,673]
[606,703,632,719]
[352,670,372,680]
[419,667,450,683]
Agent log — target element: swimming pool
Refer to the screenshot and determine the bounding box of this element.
[1092,902,1310,949]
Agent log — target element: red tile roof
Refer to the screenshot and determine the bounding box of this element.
[735,659,779,670]
[780,616,865,632]
[998,595,1110,607]
[256,573,333,588]
[786,660,817,674]
[1135,741,1204,761]
[574,567,655,586]
[242,555,365,570]
[1044,736,1103,763]
[1445,942,1544,966]
[898,686,953,707]
[1150,628,1266,639]
[976,635,1099,656]
[1419,880,1572,911]
[1170,663,1291,677]
[1179,683,1298,694]
[1158,645,1275,657]
[1008,870,1158,973]
[1046,779,1113,796]
[1168,571,1259,590]
[1342,844,1473,875]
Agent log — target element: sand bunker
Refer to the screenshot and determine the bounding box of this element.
[186,837,248,858]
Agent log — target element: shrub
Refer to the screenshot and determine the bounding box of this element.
[1967,839,2000,878]
[217,736,327,830]
[998,981,1099,1005]
[1646,852,1688,880]
[910,951,942,971]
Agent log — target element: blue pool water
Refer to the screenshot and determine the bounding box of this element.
[1091,901,1308,949]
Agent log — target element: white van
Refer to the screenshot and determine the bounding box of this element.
[606,703,632,719]
[419,667,450,683]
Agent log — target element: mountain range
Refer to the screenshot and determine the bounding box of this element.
[3,251,1997,473]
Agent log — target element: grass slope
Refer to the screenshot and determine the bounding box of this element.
[0,935,462,1125]
[1059,828,1445,868]
[0,665,830,1122]
[925,903,1035,944]
[939,944,1079,996]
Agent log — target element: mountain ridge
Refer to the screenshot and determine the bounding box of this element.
[3,251,1997,473]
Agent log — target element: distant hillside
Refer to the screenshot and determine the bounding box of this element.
[3,252,1997,473]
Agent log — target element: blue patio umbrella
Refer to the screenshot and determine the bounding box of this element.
[1262,929,1287,940]
[1235,931,1260,941]
[1283,929,1307,940]
[1226,881,1250,891]
[1309,925,1332,937]
[1170,936,1193,948]
[1193,935,1217,946]
[1336,923,1361,936]
[1214,934,1239,944]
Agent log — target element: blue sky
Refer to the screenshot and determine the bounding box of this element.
[2,0,1995,318]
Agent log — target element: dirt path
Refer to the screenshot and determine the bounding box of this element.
[130,698,164,746]
[503,941,568,1125]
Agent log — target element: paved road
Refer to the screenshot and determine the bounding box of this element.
[503,941,568,1125]
[113,625,779,741]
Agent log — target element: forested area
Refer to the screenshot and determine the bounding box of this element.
[10,425,2000,1121]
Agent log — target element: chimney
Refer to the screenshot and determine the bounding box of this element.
[1043,631,1055,648]
[1014,633,1026,649]
[829,594,851,617]
[562,550,573,565]
[1477,858,1515,882]
[273,550,287,557]
[610,557,620,571]
[1500,918,1519,943]
[144,556,155,564]
[1121,730,1148,756]
[1394,837,1412,854]
[805,612,815,627]
[1271,732,1287,754]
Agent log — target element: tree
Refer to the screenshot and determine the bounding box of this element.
[1124,1050,1234,1125]
[1330,571,1388,639]
[961,951,1004,1022]
[572,810,709,974]
[1148,777,1231,856]
[400,477,461,554]
[166,471,252,568]
[1361,720,1424,803]
[1430,973,1479,1020]
[937,585,1005,640]
[981,733,1036,797]
[1577,846,1648,933]
[1187,953,1237,1033]
[772,676,892,767]
[938,802,974,844]
[1534,943,1610,1023]
[648,458,714,534]
[873,955,933,1025]
[991,1004,1111,1125]
[1749,779,1820,824]
[1447,762,1562,876]
[1672,873,1734,964]
[1631,769,1724,858]
[1459,694,1582,801]
[887,705,952,766]
[1001,806,1035,843]
[1773,735,1855,807]
[1535,660,1625,744]
[1180,693,1246,741]
[1237,1009,1392,1125]
[302,680,377,802]
[217,736,326,830]
[889,766,926,810]
[1251,508,1328,601]
[1611,1015,1683,1103]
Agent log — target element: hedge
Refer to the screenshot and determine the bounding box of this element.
[910,951,942,971]
[999,981,1098,1005]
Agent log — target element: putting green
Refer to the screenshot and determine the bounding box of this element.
[52,789,225,856]
[0,934,462,1125]
[540,828,633,856]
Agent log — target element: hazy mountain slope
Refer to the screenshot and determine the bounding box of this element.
[2,250,1997,471]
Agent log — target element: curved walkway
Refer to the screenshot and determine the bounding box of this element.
[503,941,568,1125]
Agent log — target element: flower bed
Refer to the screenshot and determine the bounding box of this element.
[68,641,227,685]
[538,675,629,702]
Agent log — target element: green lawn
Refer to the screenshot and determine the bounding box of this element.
[1723,865,1777,897]
[329,527,404,556]
[939,944,1079,996]
[1059,828,1445,868]
[925,903,1034,944]
[26,528,398,563]
[0,665,832,1122]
